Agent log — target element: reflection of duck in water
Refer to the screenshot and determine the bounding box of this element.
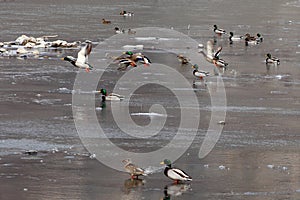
[122,159,147,179]
[161,183,191,199]
[160,159,192,184]
[123,178,145,194]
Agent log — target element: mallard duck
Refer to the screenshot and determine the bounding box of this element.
[128,29,136,34]
[199,40,216,63]
[115,27,125,34]
[120,10,134,17]
[98,88,125,101]
[177,54,190,64]
[117,58,137,70]
[213,58,228,68]
[115,51,151,70]
[62,40,93,72]
[160,159,192,183]
[229,32,243,43]
[125,51,151,65]
[122,159,147,179]
[244,33,262,46]
[192,64,209,79]
[266,53,280,65]
[213,25,226,36]
[102,18,111,24]
[256,33,263,42]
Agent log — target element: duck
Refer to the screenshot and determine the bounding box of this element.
[62,40,93,72]
[229,32,243,43]
[102,18,111,24]
[160,159,192,183]
[199,41,228,68]
[127,28,136,34]
[192,64,209,80]
[115,51,151,70]
[125,51,151,65]
[177,54,190,64]
[213,58,228,69]
[98,88,125,101]
[198,40,216,63]
[117,58,137,70]
[122,159,147,179]
[213,25,226,36]
[115,27,125,34]
[244,33,262,46]
[120,10,134,17]
[266,53,280,65]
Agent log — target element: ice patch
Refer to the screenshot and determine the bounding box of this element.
[130,112,167,117]
[57,87,73,94]
[144,165,165,175]
[218,165,226,170]
[135,37,157,41]
[267,164,274,169]
[122,45,143,50]
[32,98,61,105]
[270,91,288,95]
[95,107,103,111]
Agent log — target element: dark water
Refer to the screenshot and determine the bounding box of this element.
[0,0,300,199]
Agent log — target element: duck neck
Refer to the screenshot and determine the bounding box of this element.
[164,164,172,174]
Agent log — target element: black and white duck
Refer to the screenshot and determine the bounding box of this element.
[160,159,192,183]
[62,40,93,72]
[266,53,280,65]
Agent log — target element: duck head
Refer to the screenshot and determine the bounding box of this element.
[192,64,199,70]
[160,159,172,167]
[266,53,272,59]
[125,51,133,56]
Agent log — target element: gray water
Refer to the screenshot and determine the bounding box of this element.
[0,0,300,199]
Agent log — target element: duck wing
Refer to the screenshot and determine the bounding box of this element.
[77,42,92,64]
[214,46,222,59]
[167,168,192,181]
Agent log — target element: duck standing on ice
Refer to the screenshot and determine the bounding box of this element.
[160,159,192,184]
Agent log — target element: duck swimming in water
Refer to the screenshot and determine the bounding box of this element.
[266,53,280,65]
[244,33,263,46]
[120,10,134,17]
[102,18,111,24]
[229,32,243,43]
[160,159,192,183]
[213,25,226,36]
[62,40,93,72]
[98,88,125,102]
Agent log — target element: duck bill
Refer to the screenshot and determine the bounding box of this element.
[160,161,165,165]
